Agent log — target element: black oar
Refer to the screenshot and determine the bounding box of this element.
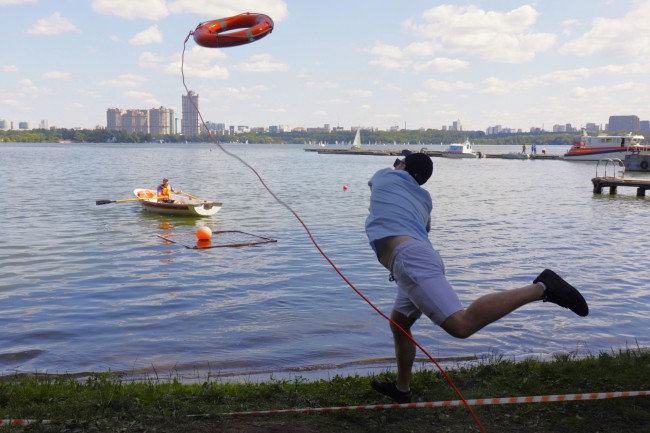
[96,197,145,206]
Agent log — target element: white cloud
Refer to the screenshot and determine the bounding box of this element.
[99,74,148,88]
[233,54,289,73]
[424,79,475,92]
[27,12,78,35]
[348,89,373,97]
[561,19,580,37]
[0,99,21,106]
[0,0,36,5]
[123,90,160,106]
[369,57,407,70]
[91,0,287,21]
[19,78,38,94]
[204,85,267,101]
[2,65,18,73]
[92,0,169,20]
[369,43,404,59]
[478,77,511,95]
[320,98,348,104]
[405,91,430,103]
[129,25,163,45]
[377,113,401,119]
[43,71,72,80]
[412,57,469,73]
[65,102,85,110]
[305,81,338,89]
[373,81,401,92]
[559,2,650,56]
[138,52,164,69]
[571,81,641,97]
[167,0,288,21]
[124,90,154,98]
[475,61,650,96]
[139,47,229,79]
[383,5,557,66]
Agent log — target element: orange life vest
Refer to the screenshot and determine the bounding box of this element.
[157,184,172,201]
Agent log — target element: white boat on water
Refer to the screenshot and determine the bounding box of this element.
[563,131,647,161]
[133,189,222,217]
[351,129,361,149]
[441,139,481,158]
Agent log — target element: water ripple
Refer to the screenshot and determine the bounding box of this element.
[0,143,648,379]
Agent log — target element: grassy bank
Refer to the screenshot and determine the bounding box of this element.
[0,349,648,432]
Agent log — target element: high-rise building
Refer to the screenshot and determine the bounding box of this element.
[149,106,175,135]
[121,109,148,133]
[106,108,123,131]
[608,115,640,132]
[0,119,8,130]
[181,91,200,136]
[640,120,650,132]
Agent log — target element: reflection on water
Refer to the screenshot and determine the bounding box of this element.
[0,142,648,381]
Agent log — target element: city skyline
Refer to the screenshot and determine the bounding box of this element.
[2,1,650,132]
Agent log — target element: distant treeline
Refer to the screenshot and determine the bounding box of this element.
[1,127,638,147]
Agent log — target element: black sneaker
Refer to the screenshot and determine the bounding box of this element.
[370,379,412,403]
[534,269,589,317]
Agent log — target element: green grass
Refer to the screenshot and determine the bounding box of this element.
[0,348,648,432]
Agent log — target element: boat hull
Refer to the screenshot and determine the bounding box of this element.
[563,148,633,161]
[441,152,479,158]
[140,201,220,217]
[133,189,221,217]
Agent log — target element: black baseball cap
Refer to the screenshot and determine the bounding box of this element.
[394,150,433,185]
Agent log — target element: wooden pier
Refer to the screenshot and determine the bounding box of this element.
[592,177,650,197]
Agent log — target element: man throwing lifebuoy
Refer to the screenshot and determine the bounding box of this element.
[365,150,589,403]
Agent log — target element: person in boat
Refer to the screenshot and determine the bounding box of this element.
[157,178,175,203]
[365,150,589,404]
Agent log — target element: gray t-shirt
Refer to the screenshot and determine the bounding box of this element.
[365,167,432,253]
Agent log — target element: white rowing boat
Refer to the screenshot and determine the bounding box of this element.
[133,189,222,217]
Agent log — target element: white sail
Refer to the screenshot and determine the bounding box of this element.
[351,129,361,149]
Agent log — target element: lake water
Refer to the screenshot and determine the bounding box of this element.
[0,142,648,382]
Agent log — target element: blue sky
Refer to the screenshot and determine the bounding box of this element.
[2,0,650,132]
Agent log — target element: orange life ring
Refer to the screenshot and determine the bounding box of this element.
[193,13,274,48]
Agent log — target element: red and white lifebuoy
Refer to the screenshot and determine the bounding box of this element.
[193,13,274,48]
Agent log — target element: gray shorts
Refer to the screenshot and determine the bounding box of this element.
[389,239,463,325]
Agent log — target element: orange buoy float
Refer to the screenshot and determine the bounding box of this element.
[193,13,274,48]
[196,226,212,240]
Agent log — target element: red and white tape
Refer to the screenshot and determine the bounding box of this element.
[0,419,55,426]
[3,390,646,424]
[224,390,649,416]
